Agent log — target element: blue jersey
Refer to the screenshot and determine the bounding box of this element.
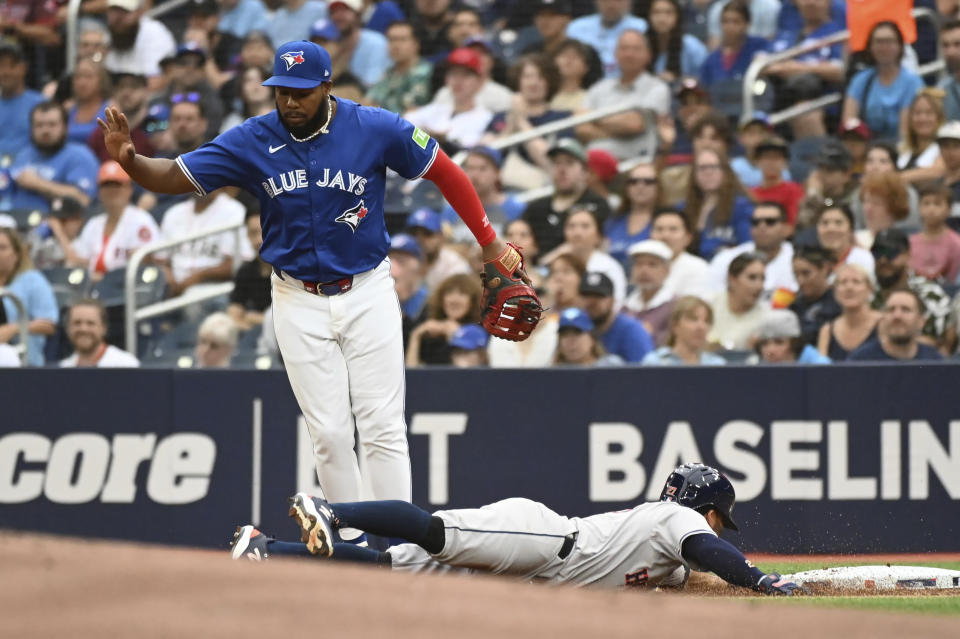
[9,142,99,213]
[177,98,439,281]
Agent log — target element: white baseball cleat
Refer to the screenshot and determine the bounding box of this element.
[288,492,335,557]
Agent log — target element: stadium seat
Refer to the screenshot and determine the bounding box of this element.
[42,266,90,310]
[231,350,282,370]
[141,346,195,369]
[90,264,166,308]
[5,209,44,233]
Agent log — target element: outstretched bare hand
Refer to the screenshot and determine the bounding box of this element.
[97,106,136,166]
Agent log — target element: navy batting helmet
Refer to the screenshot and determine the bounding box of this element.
[659,463,739,531]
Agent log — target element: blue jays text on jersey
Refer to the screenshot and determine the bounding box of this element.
[262,168,368,198]
[175,97,439,282]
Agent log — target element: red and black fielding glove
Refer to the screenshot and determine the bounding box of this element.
[480,243,542,342]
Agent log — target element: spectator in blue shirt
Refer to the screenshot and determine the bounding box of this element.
[566,0,648,77]
[218,0,269,39]
[441,146,525,241]
[848,288,943,361]
[580,271,654,363]
[0,227,58,366]
[0,42,44,165]
[326,0,391,88]
[66,57,111,146]
[765,0,845,108]
[842,21,924,145]
[8,102,99,214]
[647,0,708,84]
[706,0,781,50]
[685,147,753,260]
[776,0,844,35]
[700,0,770,91]
[267,0,328,46]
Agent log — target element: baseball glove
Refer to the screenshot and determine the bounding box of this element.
[480,243,542,342]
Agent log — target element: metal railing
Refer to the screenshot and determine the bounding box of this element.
[450,103,652,164]
[0,288,30,366]
[742,7,944,124]
[124,220,245,354]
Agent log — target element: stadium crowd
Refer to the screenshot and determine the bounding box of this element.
[1,0,959,368]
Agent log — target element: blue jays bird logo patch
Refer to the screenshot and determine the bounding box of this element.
[281,50,306,71]
[336,200,369,232]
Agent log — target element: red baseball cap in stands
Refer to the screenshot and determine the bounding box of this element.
[446,47,483,75]
[263,41,332,89]
[98,161,131,185]
[838,118,871,140]
[587,149,619,184]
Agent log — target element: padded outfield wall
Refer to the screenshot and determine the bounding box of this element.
[1,365,958,553]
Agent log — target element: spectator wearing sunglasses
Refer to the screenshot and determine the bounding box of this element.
[161,45,225,138]
[870,229,955,354]
[604,162,660,272]
[705,202,797,308]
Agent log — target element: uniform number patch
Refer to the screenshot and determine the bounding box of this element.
[412,127,430,149]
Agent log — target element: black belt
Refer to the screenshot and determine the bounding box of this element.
[558,531,578,560]
[274,267,354,296]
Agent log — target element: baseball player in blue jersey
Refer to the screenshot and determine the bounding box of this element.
[229,463,800,595]
[98,41,541,523]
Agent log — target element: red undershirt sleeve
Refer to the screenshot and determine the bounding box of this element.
[423,149,497,247]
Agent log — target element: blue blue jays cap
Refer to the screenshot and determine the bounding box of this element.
[309,19,341,42]
[389,233,423,261]
[449,324,488,350]
[558,307,594,333]
[406,208,442,234]
[263,41,332,89]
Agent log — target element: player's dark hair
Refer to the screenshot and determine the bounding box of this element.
[508,54,560,101]
[754,201,786,221]
[721,0,751,23]
[31,100,68,125]
[68,298,109,326]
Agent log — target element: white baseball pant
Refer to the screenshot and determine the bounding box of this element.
[271,258,411,503]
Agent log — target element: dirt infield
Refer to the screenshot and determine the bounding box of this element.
[2,531,957,639]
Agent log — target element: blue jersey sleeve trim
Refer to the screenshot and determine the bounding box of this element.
[411,142,439,181]
[176,155,207,197]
